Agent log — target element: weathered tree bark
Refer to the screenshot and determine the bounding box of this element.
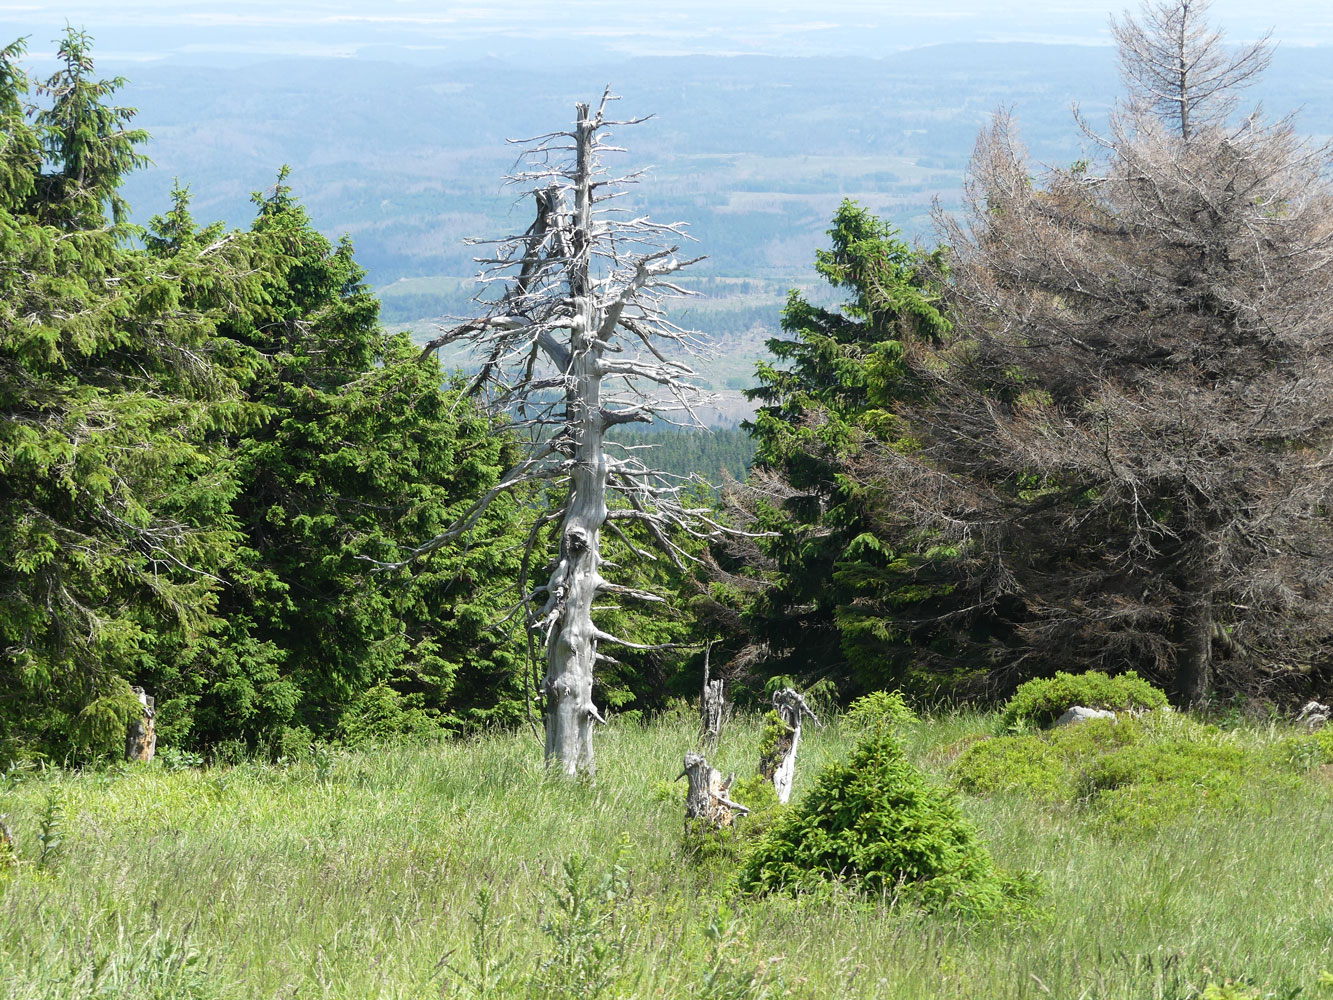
[1297,701,1330,731]
[682,751,748,830]
[538,103,612,775]
[760,687,820,805]
[125,686,157,762]
[700,640,727,749]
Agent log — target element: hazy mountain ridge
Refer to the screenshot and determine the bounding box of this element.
[100,43,1333,419]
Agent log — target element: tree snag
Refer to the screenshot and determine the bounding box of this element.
[760,687,820,804]
[1111,0,1272,140]
[125,686,156,762]
[700,640,728,749]
[682,751,748,830]
[371,89,762,776]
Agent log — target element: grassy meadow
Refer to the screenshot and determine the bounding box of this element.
[1,710,1331,999]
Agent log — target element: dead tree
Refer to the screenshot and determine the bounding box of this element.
[681,751,748,829]
[699,640,728,749]
[760,687,820,804]
[898,3,1333,705]
[374,90,732,775]
[125,686,156,762]
[1111,0,1272,140]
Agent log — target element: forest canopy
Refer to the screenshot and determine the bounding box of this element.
[0,31,531,763]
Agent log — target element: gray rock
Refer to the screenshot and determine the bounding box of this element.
[1053,706,1118,727]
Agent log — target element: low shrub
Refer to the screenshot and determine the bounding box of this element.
[682,773,785,868]
[1084,739,1246,794]
[953,717,1140,801]
[736,715,1039,918]
[335,684,443,748]
[1268,728,1333,773]
[265,725,315,763]
[953,711,1281,835]
[952,734,1068,800]
[844,690,916,731]
[755,710,787,770]
[1000,670,1168,729]
[1082,738,1250,833]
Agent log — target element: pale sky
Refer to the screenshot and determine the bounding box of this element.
[2,0,1327,63]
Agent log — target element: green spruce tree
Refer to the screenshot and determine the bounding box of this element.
[0,32,263,760]
[713,202,987,698]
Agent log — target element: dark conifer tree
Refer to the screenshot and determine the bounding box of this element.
[709,202,984,699]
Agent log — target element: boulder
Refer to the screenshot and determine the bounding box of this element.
[1053,706,1117,727]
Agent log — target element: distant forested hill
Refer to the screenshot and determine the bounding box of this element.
[606,425,756,486]
[109,45,1333,290]
[99,44,1333,417]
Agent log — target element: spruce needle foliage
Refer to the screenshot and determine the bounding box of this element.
[711,201,980,699]
[0,34,528,760]
[737,697,1037,917]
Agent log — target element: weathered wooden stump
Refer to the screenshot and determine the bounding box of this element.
[760,687,820,805]
[1297,700,1330,731]
[682,751,749,830]
[125,686,157,762]
[700,641,728,749]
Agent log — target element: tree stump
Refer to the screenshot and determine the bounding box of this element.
[682,751,749,830]
[760,687,820,805]
[125,686,157,762]
[700,641,728,749]
[1297,700,1330,731]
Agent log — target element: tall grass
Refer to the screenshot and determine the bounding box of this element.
[0,712,1330,998]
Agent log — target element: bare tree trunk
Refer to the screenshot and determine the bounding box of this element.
[125,686,157,762]
[541,102,607,776]
[1172,594,1213,707]
[760,688,819,805]
[682,751,748,829]
[1175,3,1191,140]
[700,640,727,749]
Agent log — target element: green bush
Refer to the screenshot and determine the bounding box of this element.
[1000,670,1168,729]
[952,734,1068,800]
[1268,728,1333,773]
[736,717,1038,917]
[952,717,1140,801]
[1084,739,1246,795]
[951,714,1281,834]
[1081,738,1251,832]
[266,725,315,763]
[335,684,444,748]
[683,772,786,869]
[756,710,787,768]
[844,690,916,731]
